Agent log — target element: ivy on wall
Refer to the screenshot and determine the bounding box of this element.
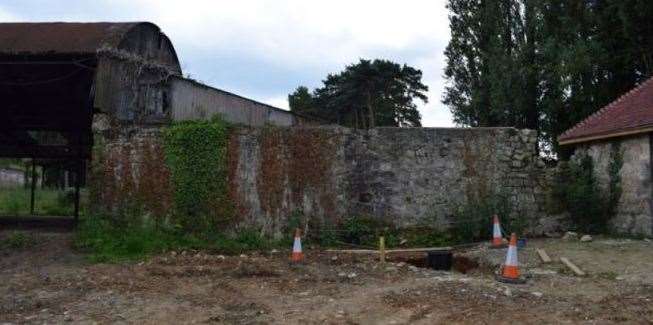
[163,116,234,233]
[607,143,623,218]
[551,146,623,234]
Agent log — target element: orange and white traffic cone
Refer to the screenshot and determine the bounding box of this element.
[490,215,507,249]
[291,228,304,262]
[496,233,526,284]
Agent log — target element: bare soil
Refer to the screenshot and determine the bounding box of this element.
[1,230,652,324]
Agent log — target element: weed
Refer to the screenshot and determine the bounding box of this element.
[342,216,387,246]
[0,188,83,216]
[317,229,340,247]
[399,228,454,247]
[316,216,455,248]
[552,154,617,234]
[1,232,35,249]
[450,194,513,243]
[596,271,619,280]
[0,189,25,215]
[75,215,286,262]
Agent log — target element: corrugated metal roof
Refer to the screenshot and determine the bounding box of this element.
[0,22,142,55]
[558,76,653,145]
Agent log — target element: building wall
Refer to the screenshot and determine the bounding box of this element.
[572,134,652,236]
[0,168,24,188]
[168,77,313,127]
[92,125,555,236]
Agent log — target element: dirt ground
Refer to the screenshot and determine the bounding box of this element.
[1,230,652,324]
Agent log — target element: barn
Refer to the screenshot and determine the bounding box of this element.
[0,22,310,222]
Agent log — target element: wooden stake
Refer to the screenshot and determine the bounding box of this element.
[30,159,36,215]
[536,249,552,263]
[379,236,386,264]
[326,246,452,254]
[560,257,586,276]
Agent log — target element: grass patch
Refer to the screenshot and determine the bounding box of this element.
[74,216,286,263]
[0,188,83,216]
[0,231,36,249]
[314,216,457,249]
[596,271,619,280]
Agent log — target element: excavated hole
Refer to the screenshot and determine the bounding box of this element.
[389,254,480,274]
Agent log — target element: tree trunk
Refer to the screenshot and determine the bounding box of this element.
[366,90,375,128]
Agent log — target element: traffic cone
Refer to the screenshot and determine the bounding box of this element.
[496,233,526,284]
[490,215,507,249]
[291,228,304,262]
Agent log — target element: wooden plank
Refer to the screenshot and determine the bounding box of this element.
[536,249,552,263]
[379,236,386,264]
[326,246,452,254]
[560,257,586,276]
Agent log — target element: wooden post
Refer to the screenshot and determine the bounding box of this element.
[30,159,36,215]
[73,159,82,223]
[379,236,386,264]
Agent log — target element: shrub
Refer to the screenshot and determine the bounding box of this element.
[342,216,389,246]
[318,216,454,248]
[450,194,514,243]
[0,189,27,215]
[552,151,620,234]
[398,228,454,247]
[0,231,35,249]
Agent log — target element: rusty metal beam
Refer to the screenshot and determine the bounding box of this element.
[0,145,91,159]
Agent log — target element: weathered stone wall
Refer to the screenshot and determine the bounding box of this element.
[229,126,553,235]
[572,134,652,236]
[88,125,172,221]
[91,125,557,236]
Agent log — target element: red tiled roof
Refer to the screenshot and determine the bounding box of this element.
[0,22,142,55]
[559,76,653,144]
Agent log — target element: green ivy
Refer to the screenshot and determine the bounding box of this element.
[163,116,234,233]
[552,151,622,234]
[607,143,623,218]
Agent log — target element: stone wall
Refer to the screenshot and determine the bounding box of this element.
[572,134,652,236]
[88,126,173,220]
[91,125,557,236]
[229,126,553,236]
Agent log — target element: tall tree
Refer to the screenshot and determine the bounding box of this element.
[290,59,428,128]
[443,0,529,128]
[443,0,653,156]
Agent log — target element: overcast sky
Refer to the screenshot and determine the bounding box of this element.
[0,0,454,126]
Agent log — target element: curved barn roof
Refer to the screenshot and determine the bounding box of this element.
[0,22,181,72]
[559,76,653,145]
[0,22,139,55]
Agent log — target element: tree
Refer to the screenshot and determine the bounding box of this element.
[288,86,317,117]
[443,0,653,156]
[289,59,428,128]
